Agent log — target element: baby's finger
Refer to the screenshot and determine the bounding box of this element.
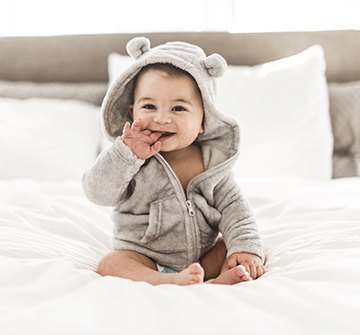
[227,256,238,269]
[131,119,144,132]
[257,265,265,277]
[122,121,131,137]
[149,141,161,156]
[249,264,258,279]
[149,131,163,143]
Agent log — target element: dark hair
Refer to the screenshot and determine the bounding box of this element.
[137,63,193,79]
[132,63,202,101]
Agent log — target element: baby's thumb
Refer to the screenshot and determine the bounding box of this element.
[150,141,161,156]
[227,256,237,269]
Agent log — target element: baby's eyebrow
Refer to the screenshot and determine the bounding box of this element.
[137,97,193,105]
[173,98,192,105]
[137,97,154,103]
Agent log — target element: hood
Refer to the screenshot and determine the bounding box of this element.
[100,37,240,164]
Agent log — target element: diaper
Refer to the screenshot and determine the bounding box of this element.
[156,264,177,274]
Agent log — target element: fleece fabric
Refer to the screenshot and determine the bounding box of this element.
[82,37,263,271]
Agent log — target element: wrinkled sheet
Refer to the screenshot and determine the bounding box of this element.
[0,177,360,335]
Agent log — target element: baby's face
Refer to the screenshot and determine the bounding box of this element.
[130,69,204,153]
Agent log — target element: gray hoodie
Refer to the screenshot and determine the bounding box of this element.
[82,37,263,271]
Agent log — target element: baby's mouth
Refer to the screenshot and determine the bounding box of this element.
[159,132,175,138]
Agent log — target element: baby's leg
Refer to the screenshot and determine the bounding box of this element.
[200,236,228,280]
[97,250,204,285]
[200,237,251,285]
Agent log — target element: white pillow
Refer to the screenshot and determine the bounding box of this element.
[108,53,134,85]
[0,98,101,181]
[216,45,333,180]
[107,47,333,180]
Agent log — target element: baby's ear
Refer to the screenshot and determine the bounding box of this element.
[203,53,227,78]
[126,37,151,59]
[199,124,204,134]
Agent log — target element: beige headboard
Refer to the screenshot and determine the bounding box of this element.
[1,30,359,178]
[1,30,359,83]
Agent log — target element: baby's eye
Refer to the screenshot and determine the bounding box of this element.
[172,105,186,112]
[142,104,156,110]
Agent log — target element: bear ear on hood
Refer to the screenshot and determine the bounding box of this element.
[203,53,227,78]
[126,37,151,60]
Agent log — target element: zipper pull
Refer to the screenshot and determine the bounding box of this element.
[185,200,195,216]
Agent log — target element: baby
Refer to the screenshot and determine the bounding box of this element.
[83,37,265,285]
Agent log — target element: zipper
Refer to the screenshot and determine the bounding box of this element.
[155,152,238,264]
[156,153,238,216]
[185,200,195,216]
[185,152,239,192]
[156,154,194,216]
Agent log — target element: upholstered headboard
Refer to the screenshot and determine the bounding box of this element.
[1,30,360,83]
[0,30,359,178]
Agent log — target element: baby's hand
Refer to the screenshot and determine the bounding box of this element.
[227,252,265,279]
[121,119,162,160]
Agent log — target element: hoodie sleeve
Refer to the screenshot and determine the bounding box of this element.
[82,136,145,207]
[215,173,264,260]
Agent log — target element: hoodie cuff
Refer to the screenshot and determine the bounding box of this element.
[226,241,264,262]
[113,136,145,166]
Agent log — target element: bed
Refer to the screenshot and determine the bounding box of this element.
[1,31,360,334]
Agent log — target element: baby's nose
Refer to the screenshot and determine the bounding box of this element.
[153,110,172,124]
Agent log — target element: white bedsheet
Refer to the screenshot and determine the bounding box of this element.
[0,177,359,335]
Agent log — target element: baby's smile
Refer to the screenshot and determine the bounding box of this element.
[148,128,176,139]
[159,131,175,138]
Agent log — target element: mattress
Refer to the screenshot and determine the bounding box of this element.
[1,177,359,335]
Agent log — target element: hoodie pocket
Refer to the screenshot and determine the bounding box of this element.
[141,196,187,253]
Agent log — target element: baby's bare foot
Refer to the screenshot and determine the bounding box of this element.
[210,265,251,285]
[173,263,204,285]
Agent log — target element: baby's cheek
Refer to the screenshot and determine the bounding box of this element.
[188,124,203,137]
[134,115,152,127]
